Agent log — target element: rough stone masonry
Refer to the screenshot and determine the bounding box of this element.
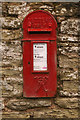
[1,2,80,119]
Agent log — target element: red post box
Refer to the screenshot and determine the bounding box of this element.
[22,10,57,97]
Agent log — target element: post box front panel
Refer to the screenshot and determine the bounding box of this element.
[22,10,57,98]
[23,40,57,97]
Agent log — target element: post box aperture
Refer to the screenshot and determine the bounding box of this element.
[22,10,57,97]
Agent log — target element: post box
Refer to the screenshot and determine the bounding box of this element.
[22,10,57,97]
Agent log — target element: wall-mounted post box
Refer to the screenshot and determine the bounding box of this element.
[22,10,57,97]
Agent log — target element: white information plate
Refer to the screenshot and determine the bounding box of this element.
[33,43,47,71]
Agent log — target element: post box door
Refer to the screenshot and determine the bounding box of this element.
[23,40,57,97]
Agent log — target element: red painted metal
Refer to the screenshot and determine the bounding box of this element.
[22,10,57,97]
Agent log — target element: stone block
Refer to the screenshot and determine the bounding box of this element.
[58,42,78,58]
[63,81,79,91]
[2,111,31,118]
[18,9,33,22]
[2,108,79,118]
[0,98,4,110]
[2,29,22,40]
[6,99,51,110]
[57,42,78,81]
[18,3,54,22]
[0,17,21,29]
[2,83,23,98]
[57,34,78,42]
[57,17,66,23]
[0,3,2,17]
[60,90,79,97]
[2,3,8,16]
[58,55,78,69]
[59,68,78,81]
[8,2,29,15]
[59,81,79,97]
[58,43,78,79]
[55,3,79,16]
[2,60,22,72]
[60,18,80,35]
[33,107,78,118]
[0,115,2,120]
[4,76,23,84]
[2,40,23,81]
[2,80,13,91]
[55,97,78,108]
[2,40,22,60]
[29,2,54,8]
[1,68,22,76]
[12,83,23,97]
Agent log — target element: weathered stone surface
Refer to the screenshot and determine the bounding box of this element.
[18,3,54,21]
[2,80,13,91]
[2,60,22,72]
[2,83,23,98]
[59,81,79,97]
[6,99,51,110]
[59,68,78,81]
[57,17,65,23]
[39,5,53,9]
[2,3,8,16]
[0,98,4,110]
[57,34,78,42]
[0,115,2,120]
[4,76,23,84]
[12,83,23,97]
[63,81,79,91]
[33,107,78,118]
[29,2,54,7]
[0,41,22,71]
[60,91,79,97]
[61,19,80,35]
[8,2,30,15]
[18,9,34,22]
[2,40,22,61]
[55,3,79,16]
[2,29,22,40]
[58,43,78,58]
[58,42,78,80]
[2,108,79,118]
[55,98,78,108]
[1,68,22,76]
[39,5,54,13]
[1,40,23,85]
[0,17,21,29]
[59,55,78,68]
[2,111,31,118]
[0,3,2,17]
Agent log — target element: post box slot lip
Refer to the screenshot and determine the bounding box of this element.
[32,71,49,74]
[22,39,56,41]
[29,31,51,34]
[28,28,52,34]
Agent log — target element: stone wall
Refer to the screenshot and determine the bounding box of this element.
[1,2,80,119]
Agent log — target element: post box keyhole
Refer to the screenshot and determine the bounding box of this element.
[28,62,30,64]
